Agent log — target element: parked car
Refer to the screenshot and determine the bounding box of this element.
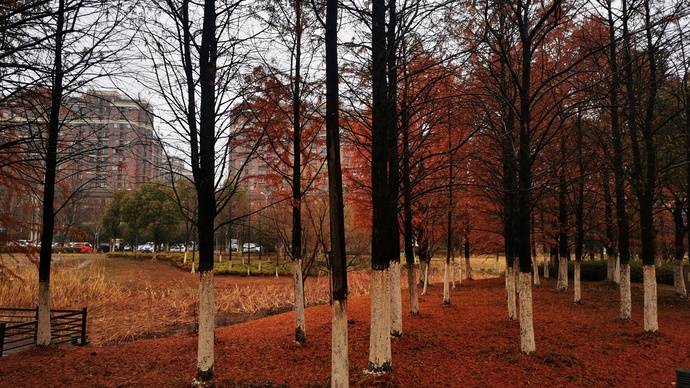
[230,239,239,252]
[242,242,262,254]
[137,243,154,253]
[14,239,30,247]
[170,244,185,252]
[97,243,110,252]
[69,242,93,253]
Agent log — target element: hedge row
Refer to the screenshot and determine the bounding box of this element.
[540,260,679,285]
[106,252,299,277]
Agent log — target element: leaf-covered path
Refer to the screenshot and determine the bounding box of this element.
[1,277,689,387]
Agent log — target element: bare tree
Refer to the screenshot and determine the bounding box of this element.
[319,0,349,383]
[136,0,256,383]
[251,0,327,343]
[367,0,392,373]
[0,0,131,346]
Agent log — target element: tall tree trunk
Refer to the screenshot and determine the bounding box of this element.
[685,25,690,303]
[505,255,517,320]
[401,56,418,315]
[602,166,617,282]
[193,0,218,383]
[497,10,517,320]
[574,111,584,304]
[444,106,453,305]
[605,0,631,317]
[623,0,657,331]
[516,16,535,354]
[502,133,516,320]
[421,254,429,296]
[325,0,349,382]
[291,0,307,345]
[387,0,402,337]
[672,199,687,297]
[368,0,391,373]
[531,214,540,285]
[640,0,658,332]
[556,133,569,292]
[37,0,66,347]
[464,230,472,280]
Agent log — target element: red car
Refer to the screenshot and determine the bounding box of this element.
[70,242,93,253]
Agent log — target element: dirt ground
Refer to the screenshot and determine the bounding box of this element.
[1,277,689,387]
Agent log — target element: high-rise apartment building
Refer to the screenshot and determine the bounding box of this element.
[0,89,164,241]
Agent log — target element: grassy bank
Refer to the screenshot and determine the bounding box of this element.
[105,251,297,276]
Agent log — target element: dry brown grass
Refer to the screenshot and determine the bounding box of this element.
[0,255,376,346]
[0,256,124,309]
[215,271,370,316]
[0,254,496,347]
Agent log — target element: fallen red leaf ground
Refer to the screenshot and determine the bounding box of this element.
[1,277,689,387]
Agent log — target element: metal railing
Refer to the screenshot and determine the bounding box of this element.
[0,307,87,356]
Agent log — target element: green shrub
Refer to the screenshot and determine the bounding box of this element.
[539,259,676,285]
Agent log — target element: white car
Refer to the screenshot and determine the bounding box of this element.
[169,244,184,252]
[242,243,262,253]
[137,243,154,253]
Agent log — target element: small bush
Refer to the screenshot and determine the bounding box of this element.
[540,259,677,285]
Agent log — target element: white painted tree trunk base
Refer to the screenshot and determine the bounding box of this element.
[518,272,536,354]
[421,262,429,296]
[556,257,568,291]
[614,255,620,284]
[451,262,456,289]
[390,261,402,336]
[607,255,615,282]
[506,265,517,320]
[443,261,450,305]
[643,265,658,332]
[37,281,51,346]
[194,271,215,386]
[673,261,687,298]
[331,299,349,388]
[513,260,520,295]
[293,260,306,343]
[533,257,540,285]
[407,264,419,315]
[620,263,631,320]
[574,261,581,303]
[367,268,392,373]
